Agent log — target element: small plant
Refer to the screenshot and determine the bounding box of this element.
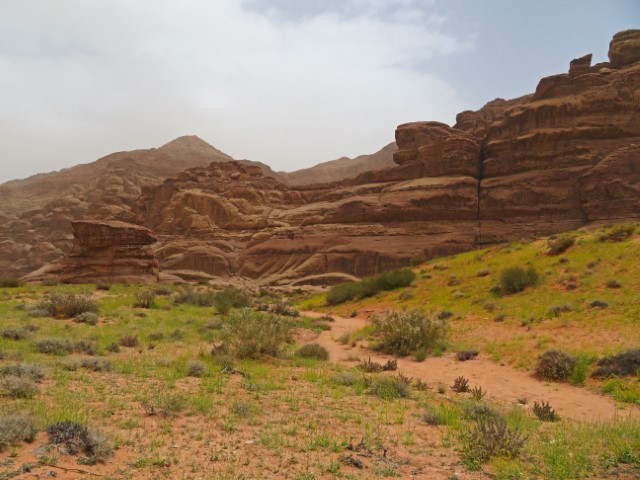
[1,328,29,340]
[456,350,479,362]
[33,338,73,355]
[220,309,292,359]
[358,357,384,373]
[592,348,640,377]
[118,335,140,348]
[476,268,490,277]
[141,392,186,417]
[451,376,470,393]
[590,299,609,308]
[326,268,416,305]
[0,363,45,382]
[46,421,112,462]
[535,350,576,381]
[546,235,575,255]
[215,287,250,315]
[598,224,635,242]
[270,302,300,317]
[462,417,526,466]
[295,343,329,360]
[368,375,411,400]
[174,286,216,306]
[95,283,111,291]
[134,289,156,308]
[185,360,206,377]
[470,386,486,401]
[532,401,560,422]
[0,375,39,398]
[499,266,540,294]
[371,309,447,357]
[606,279,622,289]
[74,312,99,325]
[0,413,38,451]
[423,409,446,426]
[37,291,98,318]
[549,304,573,317]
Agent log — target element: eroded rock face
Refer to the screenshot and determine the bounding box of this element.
[609,29,640,67]
[25,221,159,284]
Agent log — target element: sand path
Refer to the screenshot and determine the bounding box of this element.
[303,311,639,422]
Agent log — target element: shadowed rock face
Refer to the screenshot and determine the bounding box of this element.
[24,221,159,284]
[5,31,640,285]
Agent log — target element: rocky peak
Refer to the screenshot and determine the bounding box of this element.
[608,29,640,67]
[158,135,233,163]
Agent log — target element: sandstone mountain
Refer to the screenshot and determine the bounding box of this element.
[4,30,640,284]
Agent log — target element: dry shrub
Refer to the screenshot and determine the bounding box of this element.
[592,348,640,377]
[37,291,98,318]
[0,413,38,451]
[533,401,560,422]
[371,309,447,357]
[462,417,526,465]
[546,235,575,255]
[536,350,575,381]
[46,421,112,463]
[295,343,329,360]
[368,375,412,400]
[220,309,292,359]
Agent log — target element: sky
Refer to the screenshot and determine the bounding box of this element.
[0,0,638,183]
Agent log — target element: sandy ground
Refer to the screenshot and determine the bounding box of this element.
[303,311,640,422]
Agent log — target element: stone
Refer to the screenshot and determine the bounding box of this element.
[608,29,640,67]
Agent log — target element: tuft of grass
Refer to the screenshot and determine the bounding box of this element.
[295,343,329,360]
[134,289,157,309]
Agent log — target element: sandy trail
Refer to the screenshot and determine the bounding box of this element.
[303,311,639,422]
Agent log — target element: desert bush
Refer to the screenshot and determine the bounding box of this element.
[592,348,640,377]
[0,363,45,382]
[118,335,139,348]
[295,343,329,360]
[457,350,479,362]
[0,278,23,288]
[46,421,112,462]
[536,350,576,381]
[219,309,292,359]
[134,289,156,308]
[499,266,540,294]
[37,291,98,318]
[422,409,446,426]
[606,279,622,289]
[549,304,573,317]
[590,299,609,308]
[371,309,447,357]
[214,287,250,315]
[332,372,358,386]
[533,401,560,422]
[74,312,99,325]
[462,401,499,421]
[33,338,74,355]
[470,386,487,401]
[358,357,396,373]
[186,360,206,377]
[0,328,29,340]
[174,286,216,306]
[452,376,470,393]
[598,224,636,242]
[462,417,526,466]
[0,413,38,451]
[63,358,111,372]
[106,342,120,353]
[141,392,186,417]
[546,235,575,255]
[368,375,411,400]
[95,283,111,291]
[326,268,416,305]
[270,302,300,317]
[147,331,165,341]
[0,375,39,399]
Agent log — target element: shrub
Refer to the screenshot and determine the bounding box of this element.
[499,266,540,294]
[0,413,38,451]
[147,331,165,341]
[0,375,39,399]
[270,302,300,317]
[0,278,23,288]
[74,312,99,325]
[46,421,112,462]
[606,279,622,289]
[463,401,499,421]
[118,335,139,348]
[219,309,292,359]
[332,372,357,386]
[37,291,98,318]
[141,392,186,417]
[63,358,111,372]
[423,409,446,426]
[368,375,411,400]
[590,299,609,308]
[0,328,29,340]
[174,286,216,306]
[186,360,206,377]
[470,386,486,401]
[592,348,640,377]
[326,268,416,305]
[598,224,636,242]
[549,304,573,317]
[546,235,575,255]
[134,289,156,308]
[358,357,396,373]
[476,268,490,277]
[451,376,470,393]
[215,288,250,315]
[462,417,526,466]
[295,343,329,360]
[532,401,559,422]
[33,338,74,355]
[0,363,45,382]
[371,310,447,357]
[536,350,576,381]
[95,283,111,291]
[457,350,479,362]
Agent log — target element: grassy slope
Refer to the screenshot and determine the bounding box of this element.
[305,224,640,371]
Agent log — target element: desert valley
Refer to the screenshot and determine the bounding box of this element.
[0,24,639,480]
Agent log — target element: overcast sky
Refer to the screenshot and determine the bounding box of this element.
[0,0,638,183]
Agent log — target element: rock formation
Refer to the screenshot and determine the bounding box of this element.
[25,221,159,284]
[3,30,639,285]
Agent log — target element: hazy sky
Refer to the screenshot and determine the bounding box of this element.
[0,0,638,183]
